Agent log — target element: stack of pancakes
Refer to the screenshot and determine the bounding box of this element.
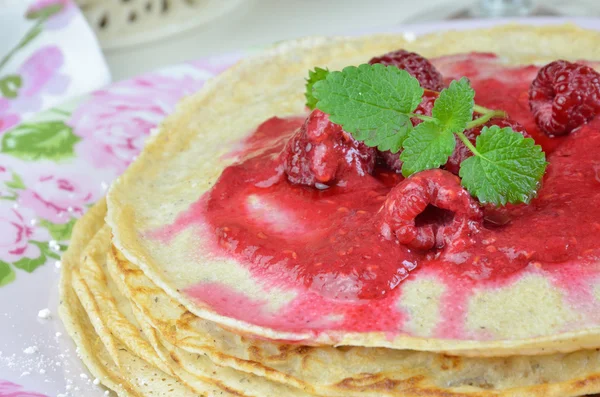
[60,24,600,397]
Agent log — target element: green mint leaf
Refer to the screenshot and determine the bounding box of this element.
[1,121,80,161]
[400,121,456,177]
[0,261,15,287]
[313,64,423,152]
[352,116,412,153]
[305,67,329,110]
[40,218,76,241]
[0,75,22,99]
[432,77,474,133]
[459,126,547,205]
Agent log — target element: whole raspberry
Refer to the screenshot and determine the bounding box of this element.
[369,50,444,91]
[378,90,439,173]
[444,118,529,175]
[283,110,376,187]
[529,60,600,136]
[380,169,482,251]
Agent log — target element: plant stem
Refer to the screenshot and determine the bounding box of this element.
[409,113,437,123]
[456,130,481,157]
[0,18,45,73]
[466,110,507,129]
[473,104,501,114]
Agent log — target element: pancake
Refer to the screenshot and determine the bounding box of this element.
[76,225,316,396]
[59,201,198,397]
[62,201,600,396]
[105,24,600,353]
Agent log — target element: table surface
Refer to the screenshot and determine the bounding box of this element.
[103,0,600,81]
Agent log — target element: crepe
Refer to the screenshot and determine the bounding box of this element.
[60,200,600,397]
[59,201,200,397]
[104,24,600,354]
[76,227,315,396]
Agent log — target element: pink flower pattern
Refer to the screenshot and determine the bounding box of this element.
[70,69,221,171]
[0,205,47,264]
[27,0,76,30]
[1,46,68,134]
[17,170,96,224]
[9,46,68,115]
[0,57,238,278]
[0,380,47,397]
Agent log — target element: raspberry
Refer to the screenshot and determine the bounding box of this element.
[369,50,444,91]
[378,91,439,173]
[529,60,600,136]
[444,118,529,175]
[378,150,403,173]
[411,89,438,126]
[283,109,376,187]
[380,169,482,251]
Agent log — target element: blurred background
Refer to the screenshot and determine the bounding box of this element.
[79,0,600,80]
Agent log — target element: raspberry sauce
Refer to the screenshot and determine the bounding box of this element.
[155,53,600,337]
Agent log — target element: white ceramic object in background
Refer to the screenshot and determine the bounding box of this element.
[76,0,244,49]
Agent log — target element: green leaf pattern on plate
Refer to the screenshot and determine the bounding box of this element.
[1,121,80,161]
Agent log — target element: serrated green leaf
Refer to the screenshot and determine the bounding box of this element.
[305,67,329,110]
[400,121,456,177]
[26,4,63,20]
[432,77,474,134]
[0,75,22,99]
[352,115,412,153]
[313,64,423,151]
[459,126,547,205]
[1,121,80,161]
[40,218,75,241]
[0,261,15,287]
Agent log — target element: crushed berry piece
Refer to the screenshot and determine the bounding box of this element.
[283,109,376,187]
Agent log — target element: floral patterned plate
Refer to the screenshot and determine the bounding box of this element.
[0,16,598,397]
[0,52,244,396]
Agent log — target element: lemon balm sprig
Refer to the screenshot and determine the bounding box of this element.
[305,64,547,206]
